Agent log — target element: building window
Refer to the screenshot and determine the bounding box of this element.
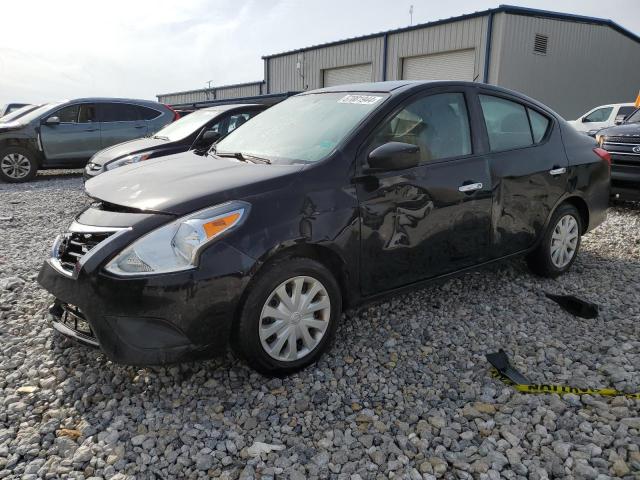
[533,34,549,55]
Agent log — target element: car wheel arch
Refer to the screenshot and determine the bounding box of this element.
[233,242,352,333]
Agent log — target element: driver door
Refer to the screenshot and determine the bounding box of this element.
[355,89,493,296]
[40,103,100,161]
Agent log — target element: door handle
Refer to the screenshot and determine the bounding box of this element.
[84,128,98,132]
[549,167,567,176]
[134,125,145,129]
[458,182,483,193]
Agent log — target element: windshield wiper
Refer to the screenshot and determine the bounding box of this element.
[153,135,170,141]
[214,151,271,164]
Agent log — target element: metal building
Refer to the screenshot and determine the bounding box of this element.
[158,5,640,119]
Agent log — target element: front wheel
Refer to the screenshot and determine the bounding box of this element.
[0,147,38,183]
[527,203,582,278]
[233,257,342,376]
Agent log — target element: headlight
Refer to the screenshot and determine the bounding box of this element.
[105,153,151,171]
[104,201,250,276]
[595,134,604,146]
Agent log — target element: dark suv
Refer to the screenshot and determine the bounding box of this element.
[0,98,178,183]
[38,81,609,375]
[597,108,640,200]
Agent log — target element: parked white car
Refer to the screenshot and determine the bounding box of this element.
[568,103,637,135]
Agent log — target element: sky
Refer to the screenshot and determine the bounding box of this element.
[1,0,639,105]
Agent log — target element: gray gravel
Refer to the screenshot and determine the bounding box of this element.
[1,171,639,479]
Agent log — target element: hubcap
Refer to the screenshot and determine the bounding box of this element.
[259,275,331,362]
[550,214,579,268]
[1,153,31,179]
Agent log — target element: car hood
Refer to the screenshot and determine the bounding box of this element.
[599,123,640,137]
[0,121,26,133]
[85,151,305,215]
[91,137,169,166]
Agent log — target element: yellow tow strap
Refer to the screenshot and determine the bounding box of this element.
[490,368,640,399]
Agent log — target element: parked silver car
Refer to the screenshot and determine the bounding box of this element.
[0,98,178,182]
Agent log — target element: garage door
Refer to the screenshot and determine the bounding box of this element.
[402,49,475,81]
[323,63,372,87]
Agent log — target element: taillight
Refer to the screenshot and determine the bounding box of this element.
[593,147,611,167]
[164,104,180,121]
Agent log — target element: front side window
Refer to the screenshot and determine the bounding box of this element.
[367,92,472,163]
[56,105,80,123]
[153,109,223,141]
[625,108,640,124]
[583,107,612,123]
[215,92,388,164]
[227,113,251,133]
[479,95,533,152]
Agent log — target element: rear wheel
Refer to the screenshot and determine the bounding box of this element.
[527,203,582,278]
[0,147,38,183]
[233,257,342,375]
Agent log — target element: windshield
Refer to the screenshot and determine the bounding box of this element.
[624,108,640,123]
[215,92,388,164]
[0,104,38,122]
[154,109,222,141]
[10,103,62,125]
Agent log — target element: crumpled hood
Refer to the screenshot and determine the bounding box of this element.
[599,123,640,137]
[90,137,168,166]
[85,151,305,215]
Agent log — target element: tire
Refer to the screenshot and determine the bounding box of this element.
[0,147,38,183]
[526,203,583,278]
[232,257,342,376]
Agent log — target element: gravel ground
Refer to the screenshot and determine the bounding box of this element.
[1,171,639,480]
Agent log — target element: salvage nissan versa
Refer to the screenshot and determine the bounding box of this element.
[38,81,610,375]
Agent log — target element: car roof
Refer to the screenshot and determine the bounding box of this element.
[65,97,165,106]
[198,103,263,112]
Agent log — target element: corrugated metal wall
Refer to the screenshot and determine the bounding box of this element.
[266,37,385,92]
[157,82,263,105]
[265,16,489,92]
[385,16,488,82]
[494,14,640,119]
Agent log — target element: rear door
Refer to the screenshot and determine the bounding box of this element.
[356,87,493,296]
[475,91,566,258]
[98,102,148,148]
[40,103,100,161]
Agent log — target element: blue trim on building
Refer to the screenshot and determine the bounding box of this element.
[483,12,495,83]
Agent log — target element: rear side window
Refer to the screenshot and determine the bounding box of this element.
[101,103,140,122]
[528,108,550,143]
[368,92,472,163]
[138,106,161,120]
[479,95,534,151]
[618,106,636,117]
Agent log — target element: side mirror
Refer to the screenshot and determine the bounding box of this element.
[581,117,589,123]
[44,116,60,126]
[199,130,222,145]
[367,142,420,171]
[614,114,626,125]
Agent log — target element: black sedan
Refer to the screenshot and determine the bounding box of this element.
[84,103,267,178]
[39,81,610,375]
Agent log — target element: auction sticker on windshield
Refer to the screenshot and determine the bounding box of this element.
[338,95,383,105]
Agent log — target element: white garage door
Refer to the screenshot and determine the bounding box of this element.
[402,49,476,81]
[323,63,372,87]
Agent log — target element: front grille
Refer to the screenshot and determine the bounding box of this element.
[603,136,640,144]
[55,231,114,274]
